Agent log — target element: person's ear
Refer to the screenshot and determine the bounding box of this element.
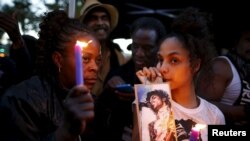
[52,51,63,72]
[193,59,201,73]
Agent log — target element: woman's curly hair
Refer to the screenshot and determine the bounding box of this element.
[35,10,91,78]
[166,7,217,76]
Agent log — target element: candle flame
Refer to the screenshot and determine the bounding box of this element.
[76,40,93,49]
[192,124,206,131]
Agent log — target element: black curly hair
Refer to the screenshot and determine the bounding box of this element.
[165,7,217,76]
[35,10,92,79]
[146,89,171,108]
[130,17,167,47]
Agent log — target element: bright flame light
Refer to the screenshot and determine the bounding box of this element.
[76,40,92,49]
[192,124,206,131]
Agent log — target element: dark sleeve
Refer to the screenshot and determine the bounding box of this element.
[0,83,58,141]
[9,43,33,82]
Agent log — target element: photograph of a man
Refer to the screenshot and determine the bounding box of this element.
[146,90,176,141]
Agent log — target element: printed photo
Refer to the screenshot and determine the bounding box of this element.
[134,83,177,141]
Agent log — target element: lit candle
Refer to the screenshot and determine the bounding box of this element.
[75,40,92,85]
[68,0,75,18]
[189,124,206,141]
[189,127,199,141]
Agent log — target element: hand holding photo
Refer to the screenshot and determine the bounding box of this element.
[136,68,163,84]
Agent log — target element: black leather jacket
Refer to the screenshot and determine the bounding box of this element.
[0,75,69,141]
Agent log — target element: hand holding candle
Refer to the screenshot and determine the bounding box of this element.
[75,40,92,85]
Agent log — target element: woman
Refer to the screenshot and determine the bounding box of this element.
[135,7,225,141]
[0,10,101,141]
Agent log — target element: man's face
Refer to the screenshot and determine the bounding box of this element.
[131,29,158,71]
[236,31,250,61]
[149,94,164,111]
[83,9,111,41]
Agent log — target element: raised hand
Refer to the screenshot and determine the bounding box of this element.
[0,11,22,43]
[56,85,94,140]
[136,67,163,84]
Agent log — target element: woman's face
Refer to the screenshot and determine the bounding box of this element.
[157,37,193,90]
[59,35,101,90]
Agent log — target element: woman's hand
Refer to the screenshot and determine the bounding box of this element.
[105,76,125,89]
[105,76,135,101]
[136,67,163,84]
[57,85,94,140]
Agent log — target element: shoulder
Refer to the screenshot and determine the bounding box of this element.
[199,97,225,124]
[2,76,49,102]
[210,56,233,79]
[212,57,231,73]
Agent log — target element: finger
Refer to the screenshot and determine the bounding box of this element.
[64,100,94,116]
[67,94,94,107]
[110,76,125,88]
[148,67,157,80]
[142,67,151,78]
[136,70,144,77]
[154,66,162,77]
[156,62,161,69]
[136,70,150,84]
[68,85,90,98]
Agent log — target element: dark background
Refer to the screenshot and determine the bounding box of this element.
[100,0,250,50]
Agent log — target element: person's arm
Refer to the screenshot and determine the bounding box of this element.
[0,85,52,141]
[0,11,25,50]
[0,83,93,141]
[197,57,246,122]
[197,57,231,101]
[0,11,32,82]
[132,103,140,141]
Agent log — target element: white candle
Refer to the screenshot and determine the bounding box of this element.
[68,0,75,18]
[75,42,83,85]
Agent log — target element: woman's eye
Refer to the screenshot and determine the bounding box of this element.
[170,58,179,64]
[82,57,90,63]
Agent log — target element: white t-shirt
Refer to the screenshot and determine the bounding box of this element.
[171,97,225,141]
